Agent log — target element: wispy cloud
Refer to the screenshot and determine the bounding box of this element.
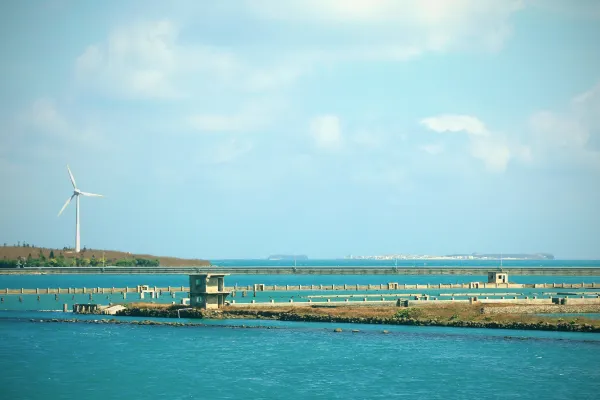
[310,115,343,150]
[529,80,600,169]
[420,114,528,173]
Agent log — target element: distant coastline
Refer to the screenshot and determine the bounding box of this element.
[346,253,555,261]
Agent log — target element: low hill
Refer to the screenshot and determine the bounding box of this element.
[0,246,210,267]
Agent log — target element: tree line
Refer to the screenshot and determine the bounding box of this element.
[0,250,159,268]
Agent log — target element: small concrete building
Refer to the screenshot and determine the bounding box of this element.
[488,272,509,284]
[189,274,230,309]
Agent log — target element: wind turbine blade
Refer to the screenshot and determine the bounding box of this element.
[80,192,103,197]
[58,194,75,216]
[67,165,77,189]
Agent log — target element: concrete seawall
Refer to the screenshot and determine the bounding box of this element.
[482,304,600,314]
[2,282,600,295]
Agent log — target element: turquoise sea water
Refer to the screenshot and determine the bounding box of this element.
[1,262,599,399]
[1,311,599,400]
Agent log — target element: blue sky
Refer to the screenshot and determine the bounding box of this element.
[1,0,599,259]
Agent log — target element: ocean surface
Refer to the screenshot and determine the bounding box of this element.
[1,311,599,400]
[1,260,599,399]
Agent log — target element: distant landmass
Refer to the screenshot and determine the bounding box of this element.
[267,254,309,261]
[347,253,555,260]
[446,253,555,260]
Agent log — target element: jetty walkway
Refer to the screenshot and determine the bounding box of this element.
[1,266,600,275]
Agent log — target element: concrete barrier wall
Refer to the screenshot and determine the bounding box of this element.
[563,297,600,305]
[2,282,599,295]
[478,298,554,305]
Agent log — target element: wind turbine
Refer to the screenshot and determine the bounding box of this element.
[57,165,103,253]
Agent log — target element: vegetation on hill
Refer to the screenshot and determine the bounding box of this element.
[0,244,210,268]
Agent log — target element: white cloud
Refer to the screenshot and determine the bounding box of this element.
[27,98,69,135]
[420,114,528,172]
[310,115,342,150]
[528,81,600,169]
[246,0,524,54]
[75,20,243,99]
[420,114,488,136]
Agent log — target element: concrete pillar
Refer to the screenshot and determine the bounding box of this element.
[308,299,312,303]
[289,299,293,303]
[270,299,274,303]
[36,288,39,294]
[363,297,367,302]
[140,292,144,299]
[63,303,68,312]
[251,300,256,304]
[344,284,348,290]
[286,285,289,291]
[320,284,323,290]
[356,284,359,290]
[345,299,349,302]
[123,293,127,299]
[327,298,331,302]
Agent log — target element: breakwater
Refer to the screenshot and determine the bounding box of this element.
[2,266,600,275]
[114,305,600,333]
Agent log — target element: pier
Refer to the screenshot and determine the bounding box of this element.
[1,266,600,275]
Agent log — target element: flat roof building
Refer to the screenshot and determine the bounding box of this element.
[189,274,230,309]
[488,272,508,284]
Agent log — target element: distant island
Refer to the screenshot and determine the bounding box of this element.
[267,254,309,261]
[0,244,210,268]
[346,253,555,260]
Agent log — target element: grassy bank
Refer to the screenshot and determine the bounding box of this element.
[115,303,600,333]
[0,246,210,267]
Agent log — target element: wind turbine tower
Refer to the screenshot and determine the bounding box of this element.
[57,165,103,252]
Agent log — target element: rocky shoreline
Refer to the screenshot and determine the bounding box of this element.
[114,306,600,333]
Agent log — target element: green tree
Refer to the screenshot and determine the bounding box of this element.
[49,250,55,259]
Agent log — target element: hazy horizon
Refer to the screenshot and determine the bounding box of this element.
[1,1,599,259]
